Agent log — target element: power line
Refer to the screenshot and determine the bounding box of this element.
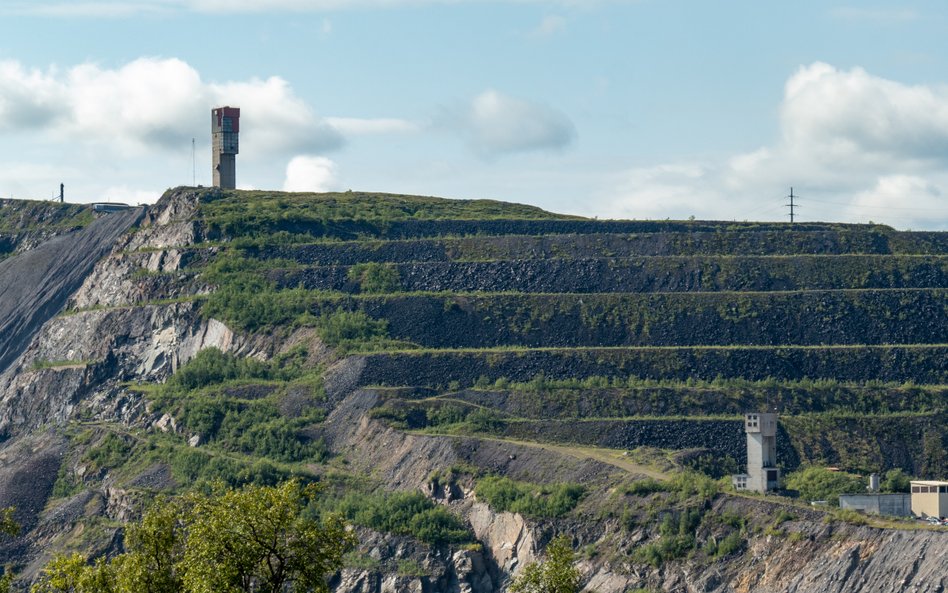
[785,187,798,223]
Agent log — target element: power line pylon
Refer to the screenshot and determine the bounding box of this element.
[786,187,798,223]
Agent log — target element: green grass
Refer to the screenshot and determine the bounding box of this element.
[196,188,577,241]
[326,490,473,545]
[474,476,585,518]
[0,199,94,234]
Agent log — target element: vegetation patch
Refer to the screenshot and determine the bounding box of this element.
[475,476,585,518]
[330,491,473,545]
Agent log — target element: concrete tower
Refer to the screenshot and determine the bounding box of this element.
[212,106,240,189]
[744,412,779,492]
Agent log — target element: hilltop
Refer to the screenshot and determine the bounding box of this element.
[0,187,945,593]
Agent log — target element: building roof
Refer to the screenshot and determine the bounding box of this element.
[910,480,948,486]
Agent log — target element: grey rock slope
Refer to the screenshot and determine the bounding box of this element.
[0,208,144,373]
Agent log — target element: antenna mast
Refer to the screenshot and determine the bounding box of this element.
[786,187,798,223]
[192,138,196,186]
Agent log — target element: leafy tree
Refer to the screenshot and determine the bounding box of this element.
[0,507,18,593]
[880,468,912,493]
[179,480,355,593]
[510,535,580,593]
[783,466,865,505]
[113,498,184,593]
[33,480,356,593]
[0,508,17,538]
[31,554,114,593]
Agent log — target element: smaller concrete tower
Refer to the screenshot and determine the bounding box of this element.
[732,412,780,493]
[745,412,779,492]
[212,106,240,189]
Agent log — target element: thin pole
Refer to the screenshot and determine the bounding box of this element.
[192,138,196,186]
[786,187,798,223]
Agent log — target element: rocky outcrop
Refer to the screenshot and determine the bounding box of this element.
[0,207,144,373]
[0,189,236,577]
[467,504,535,576]
[333,529,496,593]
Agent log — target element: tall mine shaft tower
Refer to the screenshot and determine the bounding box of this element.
[212,106,240,189]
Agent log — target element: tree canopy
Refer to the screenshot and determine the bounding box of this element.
[31,480,356,593]
[0,507,18,593]
[510,535,581,593]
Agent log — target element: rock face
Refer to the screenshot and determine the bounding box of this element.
[0,207,143,373]
[0,190,239,577]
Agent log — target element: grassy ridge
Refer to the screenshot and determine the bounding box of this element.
[256,230,948,264]
[196,189,577,241]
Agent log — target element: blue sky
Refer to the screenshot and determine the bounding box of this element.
[0,1,946,229]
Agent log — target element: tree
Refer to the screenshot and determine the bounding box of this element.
[31,554,114,593]
[0,507,18,593]
[783,466,865,505]
[32,480,356,593]
[880,468,912,493]
[179,480,355,593]
[510,535,581,593]
[113,497,184,593]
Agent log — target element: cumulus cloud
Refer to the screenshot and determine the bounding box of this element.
[0,57,342,157]
[848,175,943,219]
[446,89,576,156]
[283,155,337,192]
[597,63,948,228]
[605,163,718,220]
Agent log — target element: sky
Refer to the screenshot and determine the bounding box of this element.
[0,1,947,229]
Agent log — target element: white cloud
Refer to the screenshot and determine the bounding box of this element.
[606,163,717,220]
[448,89,576,156]
[210,76,343,158]
[596,63,948,229]
[100,185,162,205]
[780,62,948,165]
[530,14,567,37]
[283,155,337,192]
[326,117,419,135]
[847,175,943,220]
[0,57,342,157]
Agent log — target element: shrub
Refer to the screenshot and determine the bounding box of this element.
[713,531,744,558]
[166,348,271,392]
[784,466,865,505]
[466,409,505,433]
[335,491,472,545]
[314,309,389,351]
[347,263,400,293]
[624,479,669,496]
[880,468,912,493]
[475,476,585,518]
[84,433,133,470]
